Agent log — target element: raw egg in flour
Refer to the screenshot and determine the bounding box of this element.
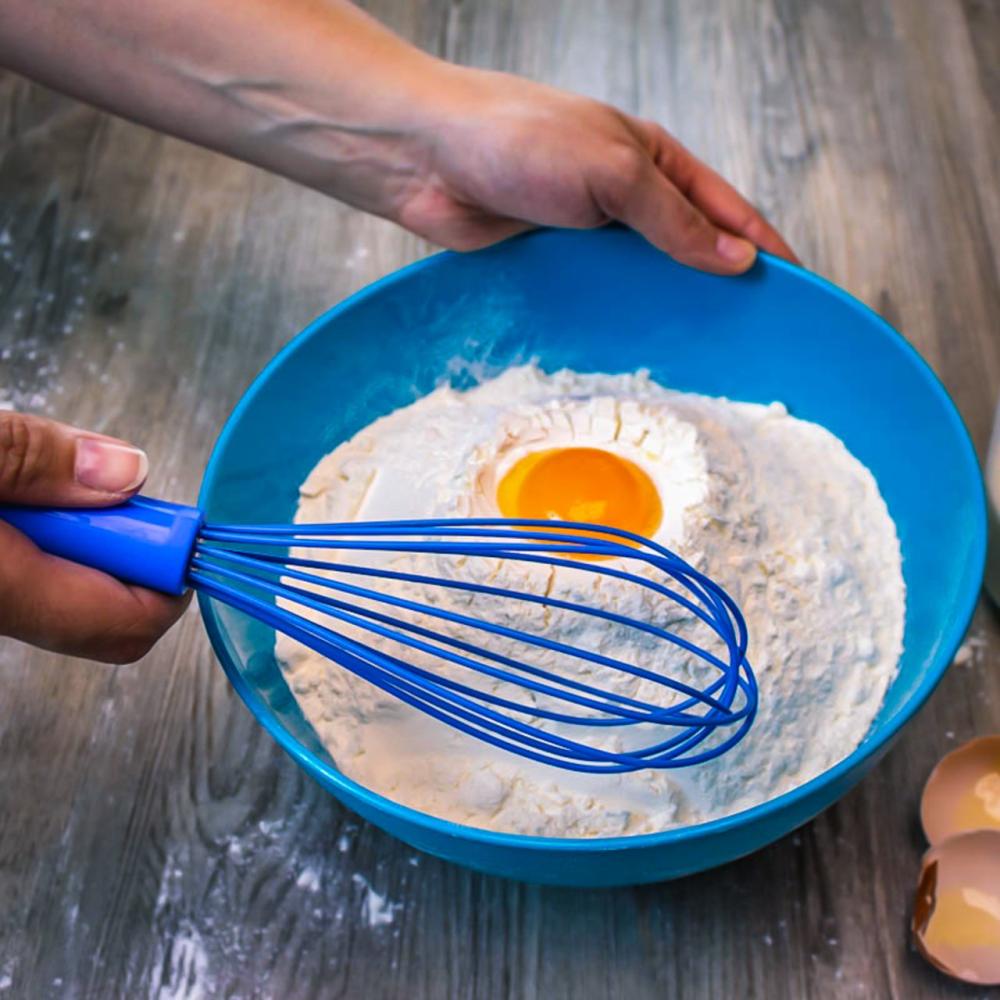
[496,446,663,539]
[466,390,708,553]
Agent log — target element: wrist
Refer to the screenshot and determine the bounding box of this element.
[281,55,500,224]
[233,44,461,213]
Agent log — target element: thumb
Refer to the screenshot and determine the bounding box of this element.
[0,411,148,507]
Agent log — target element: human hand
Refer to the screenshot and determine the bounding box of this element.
[0,412,189,662]
[389,66,798,273]
[0,1,795,275]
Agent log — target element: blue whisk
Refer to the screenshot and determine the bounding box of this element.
[0,496,757,772]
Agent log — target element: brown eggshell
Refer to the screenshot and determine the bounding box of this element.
[912,830,1000,986]
[920,735,1000,845]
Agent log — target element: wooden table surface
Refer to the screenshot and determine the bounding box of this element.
[1,2,998,997]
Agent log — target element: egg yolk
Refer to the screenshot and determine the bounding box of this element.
[496,447,662,541]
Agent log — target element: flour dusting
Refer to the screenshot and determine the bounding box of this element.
[152,924,211,1000]
[351,873,403,927]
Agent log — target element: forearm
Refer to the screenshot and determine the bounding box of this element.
[0,0,445,209]
[0,0,796,270]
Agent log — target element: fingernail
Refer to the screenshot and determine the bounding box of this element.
[74,438,149,493]
[716,232,757,267]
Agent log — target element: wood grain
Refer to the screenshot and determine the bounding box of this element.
[1,1,998,997]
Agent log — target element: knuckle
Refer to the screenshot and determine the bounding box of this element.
[0,412,48,495]
[738,210,767,243]
[598,145,649,212]
[669,203,712,251]
[638,118,673,154]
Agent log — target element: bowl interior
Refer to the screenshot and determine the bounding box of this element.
[198,227,984,858]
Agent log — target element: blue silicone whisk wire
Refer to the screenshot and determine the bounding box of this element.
[190,517,757,772]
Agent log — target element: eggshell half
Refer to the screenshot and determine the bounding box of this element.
[912,830,1000,986]
[921,735,1000,845]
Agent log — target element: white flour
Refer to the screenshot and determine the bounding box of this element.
[276,366,905,836]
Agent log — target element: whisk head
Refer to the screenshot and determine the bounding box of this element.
[189,519,757,773]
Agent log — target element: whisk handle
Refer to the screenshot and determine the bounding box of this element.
[0,495,203,595]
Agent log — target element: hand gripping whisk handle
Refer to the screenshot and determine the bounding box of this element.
[0,497,204,595]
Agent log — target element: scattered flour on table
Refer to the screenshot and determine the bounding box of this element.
[0,221,138,418]
[277,365,905,837]
[954,632,988,668]
[295,867,322,893]
[352,874,403,927]
[153,924,211,1000]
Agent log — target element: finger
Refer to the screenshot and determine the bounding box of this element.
[591,148,758,274]
[627,119,800,264]
[0,521,190,663]
[0,410,148,507]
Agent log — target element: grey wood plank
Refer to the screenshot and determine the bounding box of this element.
[1,1,998,998]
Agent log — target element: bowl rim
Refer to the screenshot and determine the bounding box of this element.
[198,229,987,854]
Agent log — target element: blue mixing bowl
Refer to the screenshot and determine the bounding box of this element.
[198,227,986,887]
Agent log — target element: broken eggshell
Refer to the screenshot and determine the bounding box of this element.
[912,829,1000,986]
[920,735,1000,845]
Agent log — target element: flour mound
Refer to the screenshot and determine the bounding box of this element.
[277,366,905,837]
